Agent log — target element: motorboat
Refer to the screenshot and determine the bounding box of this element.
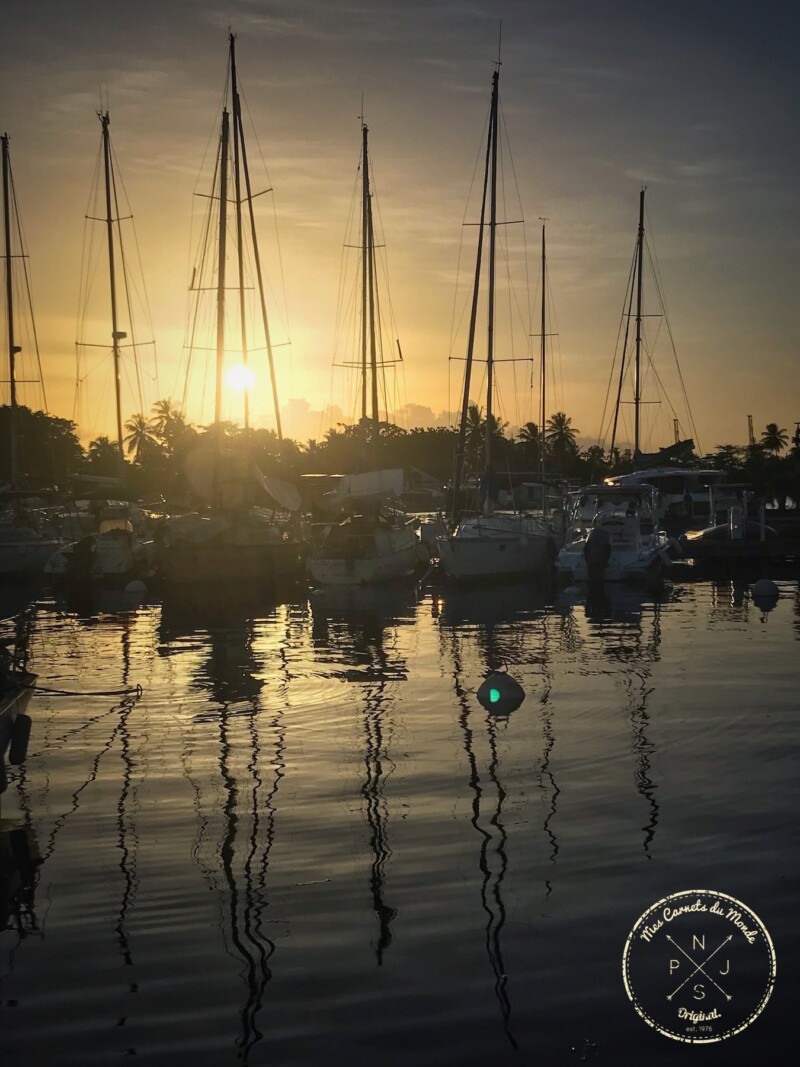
[556,484,672,582]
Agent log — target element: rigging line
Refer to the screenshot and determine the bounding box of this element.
[644,238,701,452]
[181,146,222,412]
[108,139,146,418]
[448,105,492,363]
[547,276,566,416]
[8,167,47,411]
[608,246,638,451]
[113,150,159,399]
[370,165,403,367]
[642,214,700,449]
[180,172,218,388]
[597,246,636,447]
[498,99,534,345]
[239,85,291,348]
[76,139,105,347]
[332,162,362,379]
[642,347,684,431]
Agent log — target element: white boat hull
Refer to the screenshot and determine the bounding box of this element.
[45,530,154,589]
[556,544,670,583]
[0,533,62,579]
[309,524,418,586]
[437,515,556,581]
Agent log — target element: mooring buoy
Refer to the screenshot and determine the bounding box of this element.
[477,671,525,715]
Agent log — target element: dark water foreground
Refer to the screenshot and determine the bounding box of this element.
[1,575,799,1066]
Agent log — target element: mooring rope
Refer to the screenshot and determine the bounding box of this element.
[32,683,144,698]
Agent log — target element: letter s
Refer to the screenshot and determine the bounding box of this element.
[693,983,706,1001]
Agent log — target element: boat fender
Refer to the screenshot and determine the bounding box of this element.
[8,714,32,765]
[477,671,525,715]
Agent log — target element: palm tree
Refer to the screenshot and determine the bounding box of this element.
[86,435,121,475]
[582,444,606,480]
[761,423,789,455]
[150,398,178,436]
[465,403,484,467]
[517,421,540,467]
[545,412,579,469]
[124,413,156,462]
[150,398,193,458]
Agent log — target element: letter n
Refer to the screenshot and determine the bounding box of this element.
[692,934,705,951]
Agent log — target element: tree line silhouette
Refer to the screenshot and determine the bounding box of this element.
[2,401,798,508]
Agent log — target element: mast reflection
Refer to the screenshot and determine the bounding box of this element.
[310,586,411,965]
[161,591,290,1061]
[450,637,517,1050]
[362,675,397,965]
[581,585,663,857]
[537,624,559,894]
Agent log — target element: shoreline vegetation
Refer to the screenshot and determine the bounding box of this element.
[2,402,798,509]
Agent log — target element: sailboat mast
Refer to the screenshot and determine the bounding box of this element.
[485,69,499,471]
[100,113,125,464]
[539,221,546,490]
[634,186,645,457]
[364,131,380,427]
[451,77,493,523]
[2,134,18,488]
[360,123,369,424]
[215,109,230,425]
[235,71,283,440]
[229,35,250,431]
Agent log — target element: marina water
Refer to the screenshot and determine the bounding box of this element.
[1,575,798,1065]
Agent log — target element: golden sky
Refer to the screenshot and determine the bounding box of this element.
[2,0,798,454]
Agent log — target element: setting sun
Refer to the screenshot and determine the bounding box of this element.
[225,363,256,394]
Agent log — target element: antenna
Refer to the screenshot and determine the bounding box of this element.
[494,20,503,69]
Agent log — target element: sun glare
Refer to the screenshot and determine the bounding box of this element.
[225,363,255,393]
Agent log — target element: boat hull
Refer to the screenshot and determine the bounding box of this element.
[437,532,555,581]
[309,524,418,586]
[0,535,62,581]
[1,671,36,792]
[436,513,557,582]
[159,539,306,587]
[44,531,154,590]
[556,545,669,583]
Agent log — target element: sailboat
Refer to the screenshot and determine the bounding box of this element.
[156,34,306,589]
[44,112,156,590]
[308,121,417,586]
[0,134,62,580]
[556,190,675,583]
[437,67,558,582]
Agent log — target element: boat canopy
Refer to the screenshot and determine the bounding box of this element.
[329,469,404,504]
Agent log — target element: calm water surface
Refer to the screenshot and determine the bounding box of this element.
[1,574,799,1066]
